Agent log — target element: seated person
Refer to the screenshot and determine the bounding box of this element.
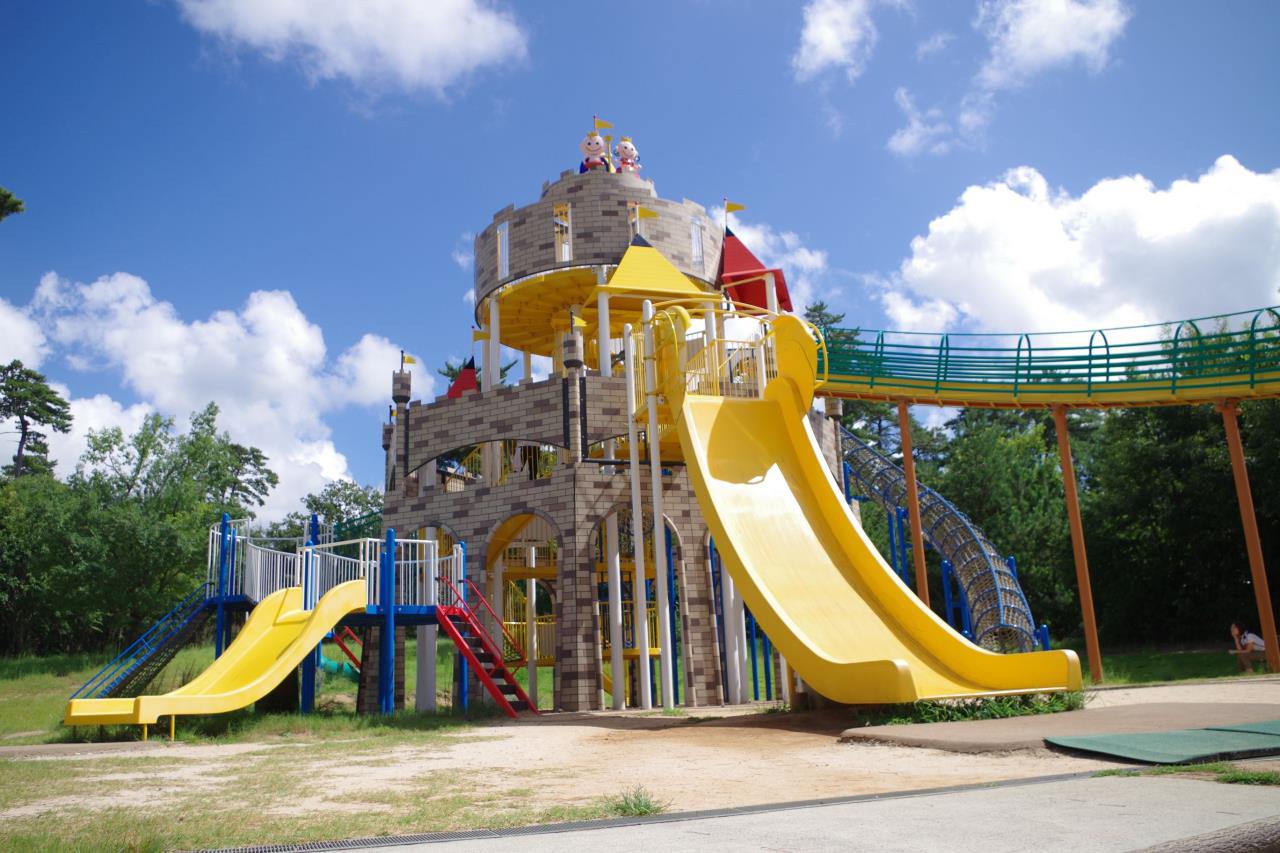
[1230,621,1267,672]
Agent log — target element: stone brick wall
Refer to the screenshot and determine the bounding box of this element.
[472,170,722,315]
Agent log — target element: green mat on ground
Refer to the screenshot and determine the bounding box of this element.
[1046,720,1280,764]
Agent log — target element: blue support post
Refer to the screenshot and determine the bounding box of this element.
[215,513,229,658]
[666,528,679,705]
[896,507,911,584]
[1006,555,1018,580]
[748,610,759,700]
[300,533,317,714]
[378,528,397,715]
[309,513,321,547]
[941,559,957,631]
[1037,624,1051,651]
[757,630,768,696]
[458,541,468,713]
[843,461,853,503]
[709,538,728,701]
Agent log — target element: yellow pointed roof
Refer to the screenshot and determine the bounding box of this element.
[598,236,714,302]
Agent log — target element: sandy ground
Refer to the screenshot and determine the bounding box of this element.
[6,678,1278,819]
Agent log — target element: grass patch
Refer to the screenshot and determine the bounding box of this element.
[599,786,667,817]
[1098,761,1280,786]
[850,691,1085,727]
[1079,648,1269,685]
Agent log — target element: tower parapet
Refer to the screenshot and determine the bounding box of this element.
[472,169,722,321]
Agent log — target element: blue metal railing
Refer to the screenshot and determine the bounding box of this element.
[71,582,212,700]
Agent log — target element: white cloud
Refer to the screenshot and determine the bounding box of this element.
[714,209,833,313]
[0,297,47,367]
[792,0,878,83]
[175,0,528,95]
[915,31,953,60]
[462,288,476,305]
[976,0,1131,91]
[44,389,155,479]
[877,155,1280,334]
[452,232,475,269]
[21,272,429,519]
[886,87,952,157]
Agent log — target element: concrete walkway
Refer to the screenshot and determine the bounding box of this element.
[841,702,1280,753]
[378,775,1280,852]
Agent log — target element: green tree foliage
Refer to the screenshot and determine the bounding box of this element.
[268,480,383,539]
[0,187,23,222]
[0,360,73,476]
[0,405,278,655]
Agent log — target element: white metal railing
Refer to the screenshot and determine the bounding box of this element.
[684,335,777,399]
[433,544,466,606]
[242,541,299,602]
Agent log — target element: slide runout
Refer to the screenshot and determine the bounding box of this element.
[64,581,367,726]
[673,316,1081,704]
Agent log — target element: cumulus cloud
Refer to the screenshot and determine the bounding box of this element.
[976,0,1131,91]
[792,0,879,83]
[713,209,833,313]
[175,0,528,95]
[886,88,952,157]
[19,272,427,518]
[876,155,1280,334]
[452,232,475,270]
[44,390,155,479]
[0,297,47,367]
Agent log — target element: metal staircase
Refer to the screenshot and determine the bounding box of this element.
[841,427,1038,652]
[435,578,537,718]
[71,583,212,700]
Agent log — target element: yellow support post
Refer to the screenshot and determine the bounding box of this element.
[1053,406,1104,684]
[1218,400,1280,673]
[169,715,176,743]
[141,724,148,742]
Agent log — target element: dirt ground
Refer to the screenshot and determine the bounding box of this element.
[6,678,1278,820]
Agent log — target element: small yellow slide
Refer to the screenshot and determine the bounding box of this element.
[64,581,367,726]
[673,317,1082,704]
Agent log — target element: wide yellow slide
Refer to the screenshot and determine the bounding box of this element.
[674,317,1082,703]
[64,580,367,726]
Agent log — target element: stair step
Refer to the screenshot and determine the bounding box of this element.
[509,700,530,711]
[498,683,518,694]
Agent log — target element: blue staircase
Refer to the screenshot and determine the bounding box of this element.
[71,583,212,700]
[841,427,1039,652]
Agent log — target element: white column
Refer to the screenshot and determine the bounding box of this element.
[522,351,533,383]
[484,298,502,481]
[642,301,676,709]
[737,594,751,702]
[526,546,538,708]
[598,286,625,709]
[765,271,780,315]
[722,571,741,704]
[623,324,653,709]
[416,526,439,712]
[491,556,504,622]
[779,654,793,705]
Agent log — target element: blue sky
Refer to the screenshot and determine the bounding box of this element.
[2,1,1278,517]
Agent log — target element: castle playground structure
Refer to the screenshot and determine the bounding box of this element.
[64,128,1280,734]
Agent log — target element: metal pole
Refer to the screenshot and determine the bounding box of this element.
[897,402,930,606]
[1053,406,1104,683]
[379,528,397,714]
[623,323,653,709]
[215,513,229,658]
[598,287,626,709]
[1219,401,1280,672]
[300,531,316,714]
[642,301,676,709]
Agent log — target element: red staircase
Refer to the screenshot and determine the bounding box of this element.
[436,578,538,718]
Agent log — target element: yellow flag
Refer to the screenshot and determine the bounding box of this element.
[594,117,614,131]
[725,201,746,214]
[471,329,489,342]
[636,206,658,220]
[402,354,417,365]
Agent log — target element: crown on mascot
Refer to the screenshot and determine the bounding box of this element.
[584,130,603,139]
[619,136,633,143]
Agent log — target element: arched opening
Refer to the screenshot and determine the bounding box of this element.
[484,512,561,710]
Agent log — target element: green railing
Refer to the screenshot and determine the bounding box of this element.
[822,306,1280,400]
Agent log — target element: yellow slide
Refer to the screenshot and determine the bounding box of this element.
[64,581,367,726]
[672,316,1082,704]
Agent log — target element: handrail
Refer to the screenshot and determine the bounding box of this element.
[71,582,211,699]
[438,576,528,668]
[821,304,1280,402]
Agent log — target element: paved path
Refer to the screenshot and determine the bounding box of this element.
[841,702,1280,753]
[379,775,1280,852]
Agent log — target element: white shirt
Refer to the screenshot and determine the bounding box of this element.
[1241,631,1267,651]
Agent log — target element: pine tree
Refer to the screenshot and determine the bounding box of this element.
[0,187,23,223]
[0,360,72,476]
